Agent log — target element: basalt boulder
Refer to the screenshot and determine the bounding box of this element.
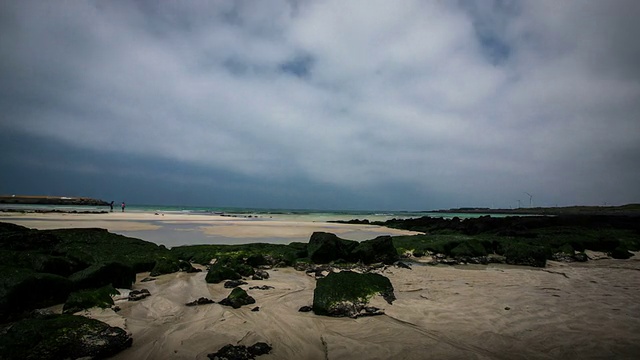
[350,235,399,264]
[312,271,395,318]
[63,285,118,314]
[68,261,135,290]
[0,314,132,360]
[307,232,358,264]
[219,287,256,309]
[0,268,73,322]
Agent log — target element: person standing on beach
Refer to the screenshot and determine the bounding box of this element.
[121,202,125,212]
[109,201,114,212]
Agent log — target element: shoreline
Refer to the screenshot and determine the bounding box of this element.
[0,211,422,247]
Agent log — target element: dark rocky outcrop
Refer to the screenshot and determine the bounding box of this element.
[205,257,254,284]
[307,232,358,264]
[207,342,272,360]
[69,261,136,290]
[63,285,118,314]
[503,243,548,268]
[0,314,131,360]
[307,232,399,265]
[0,269,73,322]
[312,271,395,318]
[609,246,633,259]
[150,257,181,276]
[185,297,215,306]
[151,258,200,276]
[350,236,399,264]
[219,287,256,309]
[206,263,242,284]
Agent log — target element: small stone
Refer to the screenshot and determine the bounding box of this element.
[252,270,270,280]
[128,289,151,301]
[224,280,248,288]
[251,306,260,312]
[504,306,511,310]
[298,306,313,312]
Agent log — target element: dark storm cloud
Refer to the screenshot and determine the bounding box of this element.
[1,0,639,209]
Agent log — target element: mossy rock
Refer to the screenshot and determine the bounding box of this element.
[178,260,199,272]
[63,285,118,314]
[0,268,73,322]
[307,232,358,264]
[350,236,399,264]
[219,256,255,277]
[0,228,61,251]
[245,254,269,268]
[0,314,132,360]
[218,287,256,309]
[450,240,488,258]
[205,262,241,284]
[150,257,181,276]
[313,271,395,317]
[503,242,548,267]
[609,246,633,259]
[68,261,135,290]
[557,244,575,255]
[49,228,170,273]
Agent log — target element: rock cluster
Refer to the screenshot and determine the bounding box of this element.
[185,297,215,306]
[207,342,272,360]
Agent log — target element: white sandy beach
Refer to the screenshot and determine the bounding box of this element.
[2,211,640,359]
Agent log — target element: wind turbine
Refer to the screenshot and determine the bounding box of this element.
[517,199,521,209]
[524,192,533,208]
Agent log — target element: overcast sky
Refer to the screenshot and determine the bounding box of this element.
[1,1,639,210]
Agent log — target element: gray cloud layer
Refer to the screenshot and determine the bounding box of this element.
[1,0,639,209]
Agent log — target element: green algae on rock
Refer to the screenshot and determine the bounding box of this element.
[312,271,395,318]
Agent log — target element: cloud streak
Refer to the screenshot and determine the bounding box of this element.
[1,0,639,209]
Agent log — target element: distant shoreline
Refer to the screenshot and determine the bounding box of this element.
[429,204,640,216]
[0,195,109,206]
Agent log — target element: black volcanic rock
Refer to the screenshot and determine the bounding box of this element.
[307,232,358,264]
[219,287,256,309]
[207,342,272,360]
[0,314,131,359]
